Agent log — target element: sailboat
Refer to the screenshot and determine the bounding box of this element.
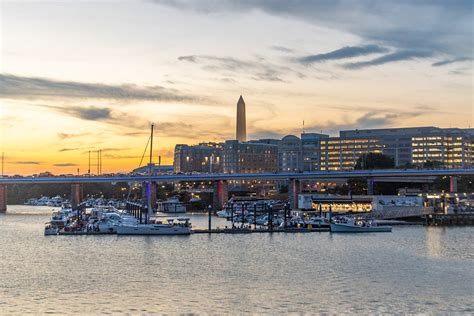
[117,124,192,236]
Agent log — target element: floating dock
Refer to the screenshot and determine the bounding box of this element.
[192,227,330,234]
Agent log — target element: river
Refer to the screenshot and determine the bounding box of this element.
[0,205,473,314]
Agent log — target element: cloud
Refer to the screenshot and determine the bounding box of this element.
[297,45,388,64]
[249,129,287,140]
[270,45,295,53]
[68,106,111,121]
[158,1,473,62]
[178,55,290,82]
[0,73,204,103]
[53,163,79,167]
[343,50,432,69]
[14,161,41,165]
[58,148,81,152]
[57,133,90,140]
[432,57,472,67]
[306,111,420,136]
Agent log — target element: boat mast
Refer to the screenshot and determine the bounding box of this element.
[149,123,154,174]
[147,123,154,217]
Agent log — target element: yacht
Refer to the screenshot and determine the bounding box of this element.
[330,217,392,233]
[116,218,192,235]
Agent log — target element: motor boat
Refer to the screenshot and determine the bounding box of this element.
[304,216,330,229]
[216,209,232,218]
[44,222,60,235]
[116,218,192,235]
[330,217,392,233]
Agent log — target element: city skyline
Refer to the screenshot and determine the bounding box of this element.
[1,1,473,174]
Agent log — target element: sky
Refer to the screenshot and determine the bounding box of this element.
[0,0,473,175]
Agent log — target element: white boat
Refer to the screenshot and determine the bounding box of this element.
[330,217,392,233]
[96,219,118,233]
[44,223,60,235]
[157,197,186,214]
[304,216,330,229]
[116,218,192,235]
[216,209,232,218]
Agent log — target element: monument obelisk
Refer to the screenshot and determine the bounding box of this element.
[236,95,246,142]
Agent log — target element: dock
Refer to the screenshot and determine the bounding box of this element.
[175,227,329,234]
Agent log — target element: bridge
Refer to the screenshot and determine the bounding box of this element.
[0,168,472,212]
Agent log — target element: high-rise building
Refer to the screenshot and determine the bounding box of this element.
[236,95,246,142]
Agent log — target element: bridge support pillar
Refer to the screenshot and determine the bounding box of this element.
[71,184,83,210]
[0,184,7,213]
[449,176,458,193]
[289,179,301,210]
[213,180,228,210]
[367,178,375,195]
[143,181,157,215]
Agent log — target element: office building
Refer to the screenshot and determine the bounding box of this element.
[223,140,278,173]
[278,135,302,172]
[301,133,329,172]
[173,142,223,173]
[321,127,474,170]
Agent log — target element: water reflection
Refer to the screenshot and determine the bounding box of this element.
[425,227,446,258]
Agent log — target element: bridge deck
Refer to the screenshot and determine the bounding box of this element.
[0,168,472,184]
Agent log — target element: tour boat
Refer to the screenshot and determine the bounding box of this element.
[330,217,392,233]
[116,218,192,235]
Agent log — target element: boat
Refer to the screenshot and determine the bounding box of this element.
[216,209,232,218]
[157,197,186,214]
[44,222,60,235]
[116,218,192,235]
[330,217,392,233]
[304,216,330,229]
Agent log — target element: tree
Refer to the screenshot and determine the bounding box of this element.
[422,160,444,169]
[346,178,367,195]
[354,153,395,170]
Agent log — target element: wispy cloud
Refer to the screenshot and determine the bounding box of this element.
[297,45,388,64]
[432,57,472,67]
[306,111,424,135]
[57,133,90,140]
[53,163,79,167]
[178,55,291,82]
[0,73,205,103]
[270,45,295,53]
[14,161,41,165]
[58,148,81,152]
[344,50,432,69]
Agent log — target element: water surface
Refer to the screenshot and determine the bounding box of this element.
[1,205,473,314]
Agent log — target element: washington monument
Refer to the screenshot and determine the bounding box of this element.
[236,95,246,141]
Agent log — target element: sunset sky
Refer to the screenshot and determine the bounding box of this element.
[1,0,473,175]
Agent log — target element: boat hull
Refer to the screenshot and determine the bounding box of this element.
[116,224,192,235]
[44,228,59,236]
[330,223,392,233]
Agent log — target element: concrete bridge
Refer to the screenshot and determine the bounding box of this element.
[0,168,472,212]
